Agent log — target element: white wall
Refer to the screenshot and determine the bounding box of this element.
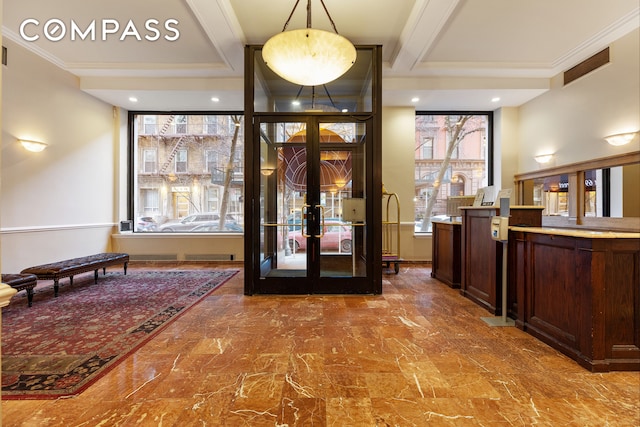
[517,28,640,172]
[381,106,432,261]
[494,107,520,202]
[0,39,116,272]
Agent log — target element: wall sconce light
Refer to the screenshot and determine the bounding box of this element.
[19,139,48,152]
[260,167,276,176]
[604,131,638,146]
[534,154,553,164]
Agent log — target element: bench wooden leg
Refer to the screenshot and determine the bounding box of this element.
[94,269,99,284]
[26,288,34,307]
[124,262,128,275]
[102,267,106,275]
[54,278,59,297]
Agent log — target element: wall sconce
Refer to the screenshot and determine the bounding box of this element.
[534,154,554,164]
[19,139,48,152]
[604,131,638,146]
[260,167,276,176]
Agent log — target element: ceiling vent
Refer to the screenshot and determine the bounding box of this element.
[564,47,610,85]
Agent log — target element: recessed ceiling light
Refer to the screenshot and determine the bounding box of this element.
[211,97,220,102]
[129,96,138,103]
[341,108,348,113]
[411,97,420,103]
[491,97,501,102]
[292,100,301,106]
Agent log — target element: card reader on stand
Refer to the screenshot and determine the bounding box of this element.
[482,197,515,327]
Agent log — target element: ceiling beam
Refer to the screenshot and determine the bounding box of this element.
[186,0,246,72]
[389,0,461,72]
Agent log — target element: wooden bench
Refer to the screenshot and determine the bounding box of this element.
[21,253,129,297]
[1,273,38,307]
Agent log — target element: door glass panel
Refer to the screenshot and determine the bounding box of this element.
[318,121,367,278]
[318,122,362,144]
[259,122,308,278]
[257,119,369,284]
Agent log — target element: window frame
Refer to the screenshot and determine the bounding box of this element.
[142,148,157,173]
[174,149,188,174]
[128,111,245,233]
[414,111,494,233]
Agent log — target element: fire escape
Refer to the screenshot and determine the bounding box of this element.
[157,115,188,175]
[159,135,188,174]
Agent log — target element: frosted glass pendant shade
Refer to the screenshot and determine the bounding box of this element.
[263,28,356,86]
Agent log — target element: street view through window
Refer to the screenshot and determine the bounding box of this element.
[414,113,491,232]
[131,114,244,233]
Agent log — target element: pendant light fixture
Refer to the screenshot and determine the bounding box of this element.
[262,0,357,86]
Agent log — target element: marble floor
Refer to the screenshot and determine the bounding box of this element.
[2,263,639,426]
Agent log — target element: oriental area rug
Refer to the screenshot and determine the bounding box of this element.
[1,269,237,399]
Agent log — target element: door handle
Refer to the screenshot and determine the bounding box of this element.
[301,204,311,238]
[314,205,325,238]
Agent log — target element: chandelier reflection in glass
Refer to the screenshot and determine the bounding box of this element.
[262,0,357,86]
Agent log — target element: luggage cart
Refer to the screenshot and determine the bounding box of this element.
[382,189,401,274]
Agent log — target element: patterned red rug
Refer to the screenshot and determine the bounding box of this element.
[1,269,237,399]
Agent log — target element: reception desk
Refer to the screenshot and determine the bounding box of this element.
[510,227,640,372]
[459,206,543,316]
[431,220,462,288]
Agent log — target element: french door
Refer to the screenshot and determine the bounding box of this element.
[246,115,378,294]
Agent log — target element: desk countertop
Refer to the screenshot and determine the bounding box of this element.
[510,226,640,239]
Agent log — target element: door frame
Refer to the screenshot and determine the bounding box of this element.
[247,115,379,294]
[243,44,383,295]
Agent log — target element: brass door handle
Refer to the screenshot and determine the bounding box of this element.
[314,205,325,238]
[301,204,311,238]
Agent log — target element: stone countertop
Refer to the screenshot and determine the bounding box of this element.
[459,205,545,210]
[509,226,640,239]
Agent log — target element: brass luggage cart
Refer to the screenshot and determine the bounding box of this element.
[382,189,401,274]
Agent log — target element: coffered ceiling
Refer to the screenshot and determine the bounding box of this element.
[2,0,639,111]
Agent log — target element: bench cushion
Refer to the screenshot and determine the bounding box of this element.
[21,253,129,279]
[2,273,38,307]
[2,273,38,290]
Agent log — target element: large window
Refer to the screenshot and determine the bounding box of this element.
[131,113,244,233]
[414,112,492,232]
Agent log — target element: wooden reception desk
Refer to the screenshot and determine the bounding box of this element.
[431,220,462,288]
[459,206,543,316]
[510,227,640,372]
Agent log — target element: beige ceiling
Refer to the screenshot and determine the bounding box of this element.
[3,0,639,111]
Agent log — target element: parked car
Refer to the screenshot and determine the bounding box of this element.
[158,212,236,232]
[288,223,352,253]
[191,221,243,232]
[136,216,157,232]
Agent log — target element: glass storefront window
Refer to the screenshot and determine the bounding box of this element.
[414,113,492,232]
[131,113,244,233]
